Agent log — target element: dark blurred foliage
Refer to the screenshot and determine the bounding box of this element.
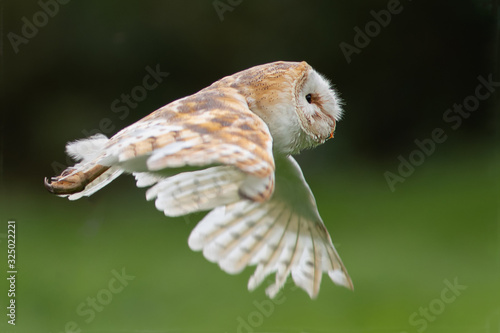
[0,0,498,182]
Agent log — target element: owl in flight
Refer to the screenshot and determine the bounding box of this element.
[45,61,352,298]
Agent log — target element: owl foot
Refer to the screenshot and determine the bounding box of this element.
[44,165,109,195]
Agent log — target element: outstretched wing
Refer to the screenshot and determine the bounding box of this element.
[105,88,273,174]
[46,86,275,203]
[188,155,353,298]
[101,87,275,202]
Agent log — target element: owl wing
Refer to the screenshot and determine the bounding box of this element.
[48,87,275,202]
[101,87,275,203]
[104,87,273,177]
[188,155,353,299]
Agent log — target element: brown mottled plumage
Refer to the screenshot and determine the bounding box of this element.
[44,61,351,298]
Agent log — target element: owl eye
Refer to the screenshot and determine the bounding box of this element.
[305,94,312,104]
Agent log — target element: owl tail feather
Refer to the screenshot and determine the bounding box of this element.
[44,134,124,200]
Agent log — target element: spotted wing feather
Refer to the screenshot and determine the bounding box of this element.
[104,88,274,175]
[96,87,275,202]
[142,166,245,217]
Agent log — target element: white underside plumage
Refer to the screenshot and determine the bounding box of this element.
[189,199,351,298]
[137,155,352,298]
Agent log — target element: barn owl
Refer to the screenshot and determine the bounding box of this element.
[44,61,352,298]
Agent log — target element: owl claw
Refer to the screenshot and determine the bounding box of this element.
[44,172,88,194]
[44,177,55,193]
[44,165,110,195]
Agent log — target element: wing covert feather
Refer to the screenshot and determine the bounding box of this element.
[100,87,274,179]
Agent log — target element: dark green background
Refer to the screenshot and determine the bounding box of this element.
[1,0,499,332]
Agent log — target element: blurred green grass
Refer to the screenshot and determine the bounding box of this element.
[0,144,498,333]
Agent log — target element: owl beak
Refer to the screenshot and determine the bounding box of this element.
[329,118,336,140]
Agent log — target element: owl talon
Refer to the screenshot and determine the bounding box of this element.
[44,165,110,195]
[44,177,55,193]
[44,172,88,194]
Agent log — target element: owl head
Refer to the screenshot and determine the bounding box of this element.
[218,61,343,154]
